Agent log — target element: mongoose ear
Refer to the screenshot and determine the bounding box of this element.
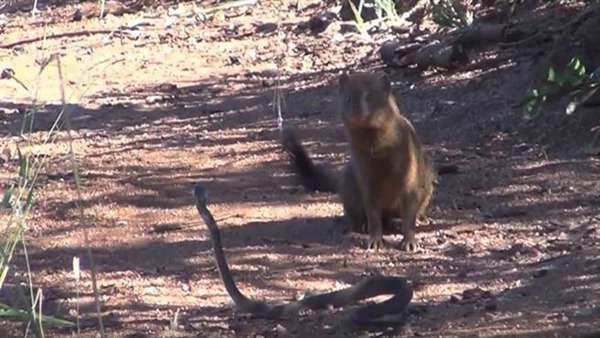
[379,72,391,92]
[339,73,349,92]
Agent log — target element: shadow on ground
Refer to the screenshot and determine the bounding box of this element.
[2,31,600,335]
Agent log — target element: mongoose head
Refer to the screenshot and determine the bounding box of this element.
[339,72,394,128]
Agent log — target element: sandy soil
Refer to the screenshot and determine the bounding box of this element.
[1,1,599,337]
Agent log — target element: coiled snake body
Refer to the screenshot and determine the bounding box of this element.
[193,183,412,329]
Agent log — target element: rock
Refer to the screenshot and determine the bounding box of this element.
[145,95,163,104]
[307,12,335,34]
[157,83,178,92]
[255,22,278,34]
[275,324,288,335]
[380,40,402,65]
[73,9,82,21]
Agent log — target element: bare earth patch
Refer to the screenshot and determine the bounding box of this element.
[1,1,599,337]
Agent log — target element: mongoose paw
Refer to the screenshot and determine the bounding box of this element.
[367,236,384,251]
[399,237,419,252]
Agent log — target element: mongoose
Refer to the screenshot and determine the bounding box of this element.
[193,183,412,328]
[283,72,435,251]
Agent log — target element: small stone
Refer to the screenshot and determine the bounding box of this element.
[255,22,278,34]
[307,12,334,34]
[145,95,163,104]
[73,9,82,21]
[157,83,177,92]
[275,324,287,335]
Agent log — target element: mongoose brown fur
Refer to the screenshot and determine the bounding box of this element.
[282,72,435,251]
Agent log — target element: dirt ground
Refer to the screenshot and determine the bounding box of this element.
[1,0,599,337]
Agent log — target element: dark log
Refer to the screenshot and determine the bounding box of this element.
[397,40,468,69]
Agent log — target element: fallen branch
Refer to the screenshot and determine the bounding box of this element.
[380,41,422,66]
[382,22,529,70]
[398,40,469,69]
[456,23,525,48]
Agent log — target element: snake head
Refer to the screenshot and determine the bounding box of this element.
[193,182,208,205]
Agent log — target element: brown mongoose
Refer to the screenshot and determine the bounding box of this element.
[283,72,435,251]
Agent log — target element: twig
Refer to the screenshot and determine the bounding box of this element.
[200,0,257,14]
[269,264,320,275]
[0,29,113,49]
[100,0,106,19]
[260,236,290,245]
[458,54,515,72]
[170,0,258,18]
[273,85,284,131]
[1,68,30,93]
[73,257,81,335]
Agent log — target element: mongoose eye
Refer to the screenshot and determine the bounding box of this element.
[365,93,374,102]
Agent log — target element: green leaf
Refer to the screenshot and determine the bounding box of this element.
[568,58,586,77]
[0,307,27,319]
[523,101,542,119]
[571,58,580,70]
[24,188,35,213]
[565,87,600,115]
[531,88,539,96]
[0,266,9,289]
[18,148,29,179]
[565,100,578,115]
[0,302,75,327]
[523,95,543,118]
[349,0,370,37]
[39,314,75,327]
[547,67,556,82]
